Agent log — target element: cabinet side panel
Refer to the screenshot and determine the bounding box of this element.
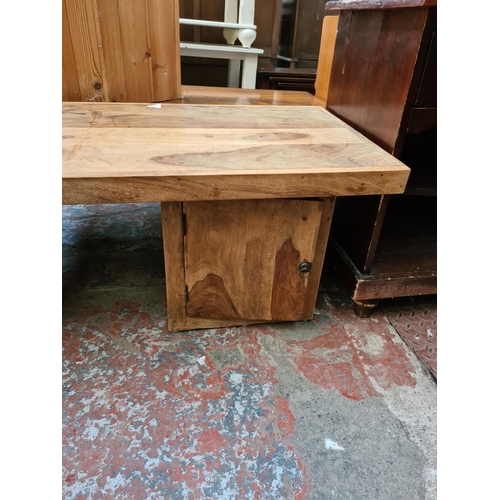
[161,202,187,331]
[327,8,427,153]
[302,197,335,319]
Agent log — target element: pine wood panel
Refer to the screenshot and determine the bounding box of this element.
[64,0,104,102]
[115,0,153,102]
[62,0,81,101]
[62,0,181,102]
[147,0,182,101]
[183,199,324,322]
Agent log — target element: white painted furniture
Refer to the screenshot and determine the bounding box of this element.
[179,0,263,89]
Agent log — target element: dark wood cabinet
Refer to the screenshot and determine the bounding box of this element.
[323,0,437,315]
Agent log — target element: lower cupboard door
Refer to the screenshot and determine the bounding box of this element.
[181,198,330,329]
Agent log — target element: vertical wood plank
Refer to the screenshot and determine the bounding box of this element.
[254,0,281,58]
[178,0,195,41]
[64,0,105,101]
[63,0,181,102]
[302,197,335,320]
[117,0,154,102]
[192,0,201,42]
[147,0,182,101]
[330,195,386,273]
[200,0,225,43]
[91,0,110,101]
[270,0,282,59]
[95,0,127,102]
[62,0,81,101]
[161,202,187,332]
[315,15,339,103]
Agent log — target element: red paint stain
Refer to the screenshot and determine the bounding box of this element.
[196,428,226,454]
[65,473,76,483]
[267,308,416,401]
[63,304,310,498]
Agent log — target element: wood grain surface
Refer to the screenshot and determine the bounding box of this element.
[183,199,324,322]
[315,15,339,103]
[62,0,181,102]
[161,202,187,332]
[62,102,410,204]
[179,85,325,106]
[326,7,428,154]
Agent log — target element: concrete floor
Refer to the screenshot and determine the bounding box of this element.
[62,203,437,500]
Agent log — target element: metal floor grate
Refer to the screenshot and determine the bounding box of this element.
[380,296,437,379]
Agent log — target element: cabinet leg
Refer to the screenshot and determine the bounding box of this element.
[352,299,381,318]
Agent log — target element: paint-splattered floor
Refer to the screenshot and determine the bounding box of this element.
[62,203,437,500]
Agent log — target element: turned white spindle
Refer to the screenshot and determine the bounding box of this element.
[237,0,256,47]
[223,28,238,45]
[237,28,257,48]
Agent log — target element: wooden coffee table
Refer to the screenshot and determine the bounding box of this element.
[62,98,410,331]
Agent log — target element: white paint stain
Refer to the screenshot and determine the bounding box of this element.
[197,356,206,366]
[271,465,284,490]
[83,425,99,440]
[230,372,243,385]
[325,439,345,451]
[103,472,125,494]
[235,401,245,416]
[147,103,162,109]
[140,453,160,470]
[262,383,272,396]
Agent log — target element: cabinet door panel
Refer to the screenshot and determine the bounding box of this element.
[183,199,324,322]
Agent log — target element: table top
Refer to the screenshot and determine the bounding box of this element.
[177,85,326,107]
[62,101,410,204]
